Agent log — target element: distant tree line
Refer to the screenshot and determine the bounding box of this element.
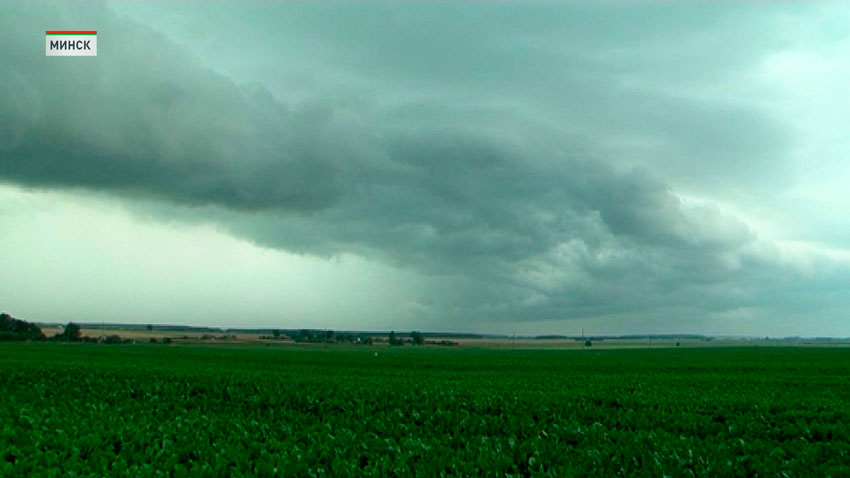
[0,314,86,342]
[275,329,453,347]
[0,312,46,341]
[388,330,454,346]
[0,312,177,345]
[288,329,375,345]
[199,334,237,341]
[2,311,457,347]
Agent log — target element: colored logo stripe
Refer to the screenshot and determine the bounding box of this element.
[46,31,97,35]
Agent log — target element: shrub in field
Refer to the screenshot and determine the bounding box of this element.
[0,331,19,341]
[389,331,404,346]
[54,322,82,342]
[411,331,424,345]
[293,329,314,343]
[430,340,457,346]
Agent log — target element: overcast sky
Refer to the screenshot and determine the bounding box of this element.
[2,1,849,336]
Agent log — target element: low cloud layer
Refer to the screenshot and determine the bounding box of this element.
[2,2,849,332]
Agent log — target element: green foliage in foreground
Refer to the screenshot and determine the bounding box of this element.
[1,344,849,477]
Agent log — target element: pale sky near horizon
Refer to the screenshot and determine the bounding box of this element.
[2,1,850,336]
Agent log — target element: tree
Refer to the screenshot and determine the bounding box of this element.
[67,322,82,341]
[103,334,122,344]
[55,322,82,342]
[389,331,403,346]
[584,340,592,348]
[0,312,46,341]
[272,329,281,339]
[411,331,424,346]
[295,329,313,343]
[146,324,153,332]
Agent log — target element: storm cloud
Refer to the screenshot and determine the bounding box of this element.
[2,1,849,332]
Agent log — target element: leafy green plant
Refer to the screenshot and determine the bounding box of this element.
[0,345,848,476]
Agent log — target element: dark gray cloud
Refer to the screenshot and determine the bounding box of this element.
[1,13,341,211]
[2,1,849,329]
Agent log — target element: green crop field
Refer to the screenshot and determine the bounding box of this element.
[1,344,849,477]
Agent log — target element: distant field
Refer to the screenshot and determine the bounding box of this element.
[40,326,845,350]
[1,344,849,476]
